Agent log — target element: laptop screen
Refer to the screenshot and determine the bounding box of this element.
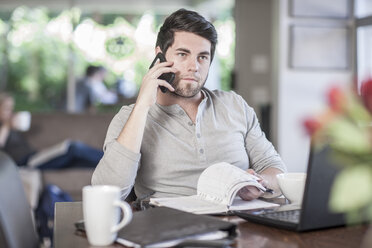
[299,145,345,230]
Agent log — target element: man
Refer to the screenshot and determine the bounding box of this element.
[75,65,117,112]
[92,9,286,201]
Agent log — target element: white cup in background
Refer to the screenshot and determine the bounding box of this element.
[276,173,307,204]
[12,111,31,132]
[83,185,133,246]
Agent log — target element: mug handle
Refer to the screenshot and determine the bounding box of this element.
[111,200,133,233]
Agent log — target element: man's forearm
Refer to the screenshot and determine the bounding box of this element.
[116,104,150,153]
[92,141,141,200]
[92,97,152,198]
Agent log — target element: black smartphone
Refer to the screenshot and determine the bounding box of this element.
[149,53,175,93]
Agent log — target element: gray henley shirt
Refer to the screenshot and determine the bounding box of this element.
[92,88,286,199]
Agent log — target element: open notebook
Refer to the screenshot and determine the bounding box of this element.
[150,162,279,214]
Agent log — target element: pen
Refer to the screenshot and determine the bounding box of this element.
[247,170,274,194]
[263,187,274,194]
[262,187,274,194]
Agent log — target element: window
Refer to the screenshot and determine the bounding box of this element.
[355,0,372,89]
[357,26,372,80]
[355,0,372,18]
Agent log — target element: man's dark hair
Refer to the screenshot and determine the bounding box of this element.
[156,8,218,61]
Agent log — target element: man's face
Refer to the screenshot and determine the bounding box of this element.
[164,31,211,98]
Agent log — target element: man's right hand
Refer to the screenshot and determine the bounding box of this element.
[135,61,176,109]
[116,61,177,153]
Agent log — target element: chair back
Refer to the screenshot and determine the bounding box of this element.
[0,151,39,248]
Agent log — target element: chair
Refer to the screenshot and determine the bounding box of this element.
[0,151,39,248]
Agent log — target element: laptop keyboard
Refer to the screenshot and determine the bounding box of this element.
[259,210,300,224]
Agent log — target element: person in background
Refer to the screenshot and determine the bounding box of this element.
[116,77,138,99]
[0,92,103,169]
[75,65,118,112]
[92,9,286,201]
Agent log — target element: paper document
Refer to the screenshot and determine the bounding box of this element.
[150,162,279,214]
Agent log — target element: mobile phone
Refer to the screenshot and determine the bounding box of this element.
[149,52,175,93]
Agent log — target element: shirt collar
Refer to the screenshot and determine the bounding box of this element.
[155,88,209,115]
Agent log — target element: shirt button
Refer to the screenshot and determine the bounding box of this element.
[188,121,193,126]
[197,133,201,138]
[178,110,184,115]
[199,149,204,154]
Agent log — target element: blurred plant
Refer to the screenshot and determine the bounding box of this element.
[105,36,135,60]
[303,78,372,224]
[214,18,235,91]
[4,7,88,110]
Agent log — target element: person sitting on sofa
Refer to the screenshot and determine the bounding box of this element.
[0,92,103,170]
[75,65,118,113]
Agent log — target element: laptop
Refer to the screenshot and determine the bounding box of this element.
[234,145,346,231]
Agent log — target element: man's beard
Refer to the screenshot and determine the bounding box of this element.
[170,75,208,98]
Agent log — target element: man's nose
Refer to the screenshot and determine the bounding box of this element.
[187,57,199,72]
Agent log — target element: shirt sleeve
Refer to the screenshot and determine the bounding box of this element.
[91,106,141,199]
[239,95,287,173]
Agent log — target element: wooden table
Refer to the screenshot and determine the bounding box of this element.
[54,202,368,248]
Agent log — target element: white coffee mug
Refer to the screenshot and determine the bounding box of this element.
[12,111,31,132]
[83,185,133,246]
[276,173,307,204]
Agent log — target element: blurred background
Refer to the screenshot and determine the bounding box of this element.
[0,0,371,172]
[0,0,235,113]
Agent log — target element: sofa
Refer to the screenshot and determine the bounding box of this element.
[19,112,116,208]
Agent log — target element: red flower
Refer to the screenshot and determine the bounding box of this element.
[303,118,322,136]
[327,86,346,113]
[361,78,372,114]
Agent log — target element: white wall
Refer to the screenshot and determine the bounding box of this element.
[274,0,353,172]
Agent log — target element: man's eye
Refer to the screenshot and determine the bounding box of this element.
[177,53,186,57]
[199,56,209,61]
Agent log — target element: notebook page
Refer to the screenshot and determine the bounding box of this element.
[197,162,262,206]
[228,197,279,211]
[150,195,226,214]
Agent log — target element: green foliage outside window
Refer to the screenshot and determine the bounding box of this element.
[0,6,235,112]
